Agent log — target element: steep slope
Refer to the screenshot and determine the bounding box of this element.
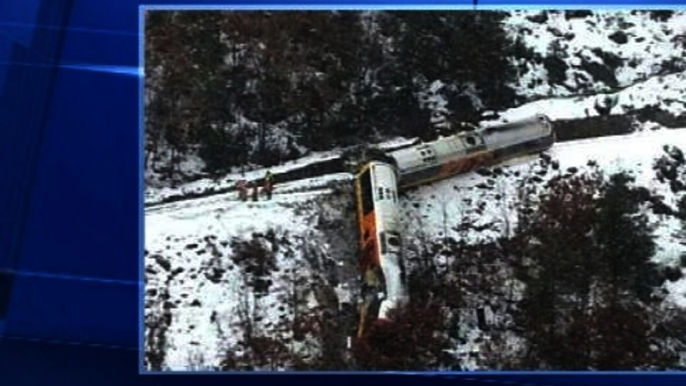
[145,175,359,370]
[145,126,686,370]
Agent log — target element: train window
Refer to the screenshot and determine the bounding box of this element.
[387,232,401,247]
[420,146,436,163]
[378,187,384,200]
[359,169,374,214]
[419,145,433,156]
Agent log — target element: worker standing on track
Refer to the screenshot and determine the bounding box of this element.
[263,170,274,200]
[236,175,248,202]
[251,180,259,202]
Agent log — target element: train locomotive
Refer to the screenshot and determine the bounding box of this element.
[352,114,555,339]
[390,114,555,189]
[353,161,408,338]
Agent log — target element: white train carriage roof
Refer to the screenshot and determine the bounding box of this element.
[481,114,553,150]
[389,130,486,175]
[366,161,401,232]
[390,114,553,175]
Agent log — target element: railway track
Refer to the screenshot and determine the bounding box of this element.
[144,122,674,211]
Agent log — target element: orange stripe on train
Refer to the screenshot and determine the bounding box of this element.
[438,151,495,177]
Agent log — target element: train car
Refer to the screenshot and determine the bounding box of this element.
[389,114,555,190]
[350,114,554,342]
[353,161,408,337]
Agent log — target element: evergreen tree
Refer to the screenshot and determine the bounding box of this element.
[512,169,670,370]
[594,172,659,304]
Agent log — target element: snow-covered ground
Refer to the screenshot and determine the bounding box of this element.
[146,195,308,369]
[482,71,686,125]
[145,173,358,370]
[145,150,343,206]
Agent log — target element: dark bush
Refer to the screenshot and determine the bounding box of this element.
[527,11,549,24]
[565,10,593,20]
[608,30,628,44]
[649,10,674,22]
[580,59,618,88]
[543,55,569,85]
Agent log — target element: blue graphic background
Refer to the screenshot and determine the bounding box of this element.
[0,1,684,384]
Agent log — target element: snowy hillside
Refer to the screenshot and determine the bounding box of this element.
[145,10,686,371]
[402,127,686,294]
[145,11,686,188]
[483,71,686,125]
[145,175,360,370]
[505,10,686,98]
[404,129,685,255]
[145,126,686,370]
[145,10,686,203]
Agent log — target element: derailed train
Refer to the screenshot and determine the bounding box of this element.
[353,114,555,340]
